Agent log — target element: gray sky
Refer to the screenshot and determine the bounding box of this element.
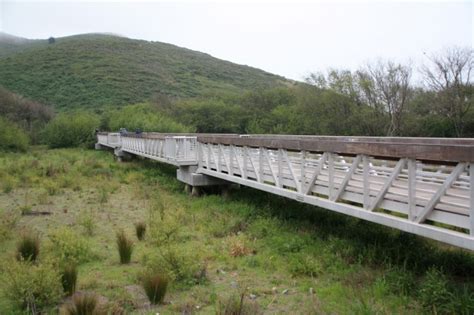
[0,0,472,81]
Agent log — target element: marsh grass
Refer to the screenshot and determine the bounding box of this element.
[216,291,262,315]
[141,272,168,304]
[62,293,100,315]
[17,233,40,262]
[61,264,78,296]
[135,222,146,241]
[116,230,133,264]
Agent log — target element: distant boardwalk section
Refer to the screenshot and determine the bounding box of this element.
[97,132,474,251]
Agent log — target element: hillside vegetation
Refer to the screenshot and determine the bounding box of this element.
[0,33,290,110]
[0,32,44,58]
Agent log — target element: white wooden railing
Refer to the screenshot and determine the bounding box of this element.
[120,134,197,166]
[97,133,474,251]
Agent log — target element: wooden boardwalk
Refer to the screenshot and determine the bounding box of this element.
[97,132,474,251]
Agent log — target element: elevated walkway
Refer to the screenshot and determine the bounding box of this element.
[96,132,474,251]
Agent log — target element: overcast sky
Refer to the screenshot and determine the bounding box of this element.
[0,0,472,81]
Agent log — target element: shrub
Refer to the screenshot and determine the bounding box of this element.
[48,228,93,265]
[107,103,189,133]
[62,293,100,315]
[384,267,416,296]
[116,230,133,264]
[216,292,262,315]
[45,180,60,196]
[61,264,78,296]
[419,267,453,313]
[0,117,29,152]
[287,253,322,277]
[142,245,206,285]
[2,175,15,193]
[0,209,20,241]
[2,260,62,312]
[135,222,146,240]
[42,112,100,148]
[141,272,169,304]
[17,233,40,262]
[98,187,109,204]
[78,211,96,236]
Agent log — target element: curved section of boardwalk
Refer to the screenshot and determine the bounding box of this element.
[97,132,474,251]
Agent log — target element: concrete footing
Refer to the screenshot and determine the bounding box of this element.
[114,148,134,162]
[177,166,226,187]
[94,143,103,150]
[178,165,229,197]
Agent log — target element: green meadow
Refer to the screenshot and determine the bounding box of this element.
[1,147,473,314]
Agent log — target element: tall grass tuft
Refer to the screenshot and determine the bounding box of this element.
[116,230,133,264]
[62,293,99,315]
[216,292,262,315]
[142,273,168,304]
[17,233,40,262]
[61,264,78,296]
[135,222,146,241]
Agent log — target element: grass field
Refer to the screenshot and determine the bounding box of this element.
[1,147,473,314]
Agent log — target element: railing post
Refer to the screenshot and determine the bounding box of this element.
[243,146,248,179]
[259,147,264,183]
[217,144,222,173]
[363,155,370,209]
[328,152,334,201]
[300,150,306,195]
[408,159,417,221]
[470,163,474,236]
[277,149,283,188]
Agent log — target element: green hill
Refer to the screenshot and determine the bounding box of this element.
[0,33,291,110]
[0,32,45,57]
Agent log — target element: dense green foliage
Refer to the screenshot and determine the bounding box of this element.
[103,103,189,132]
[0,87,53,144]
[0,34,290,110]
[0,117,29,152]
[42,112,100,148]
[1,260,63,312]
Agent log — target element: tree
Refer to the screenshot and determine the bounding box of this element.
[421,47,474,137]
[356,61,412,136]
[48,37,55,44]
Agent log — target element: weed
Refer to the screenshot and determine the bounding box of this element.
[419,267,453,313]
[37,190,50,205]
[17,233,40,262]
[19,205,32,215]
[116,230,133,264]
[45,180,60,196]
[79,211,96,236]
[216,291,262,315]
[228,236,253,257]
[61,264,78,296]
[0,209,20,241]
[2,260,62,312]
[141,272,169,304]
[384,267,416,296]
[48,227,93,265]
[143,245,206,285]
[135,222,146,240]
[62,293,100,315]
[287,253,322,277]
[2,176,14,193]
[98,187,108,204]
